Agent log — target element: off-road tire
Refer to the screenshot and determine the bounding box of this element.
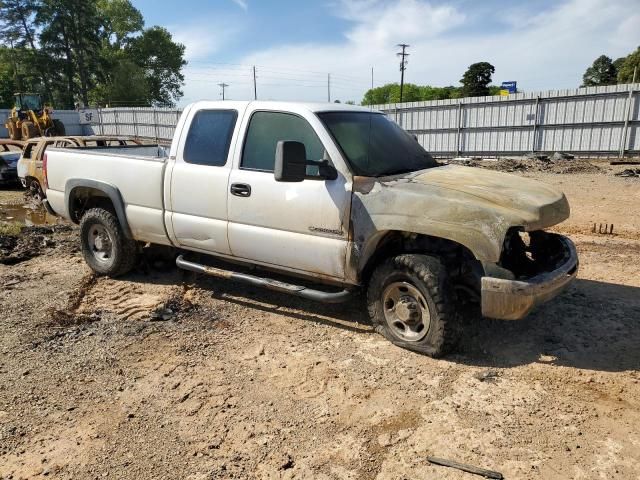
[27,179,44,201]
[21,121,38,139]
[7,121,21,140]
[52,119,65,136]
[367,254,460,357]
[79,208,137,277]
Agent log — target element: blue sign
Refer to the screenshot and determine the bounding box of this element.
[500,81,517,94]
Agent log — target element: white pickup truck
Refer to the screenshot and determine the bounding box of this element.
[43,101,578,356]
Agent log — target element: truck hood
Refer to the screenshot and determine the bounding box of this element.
[351,165,570,263]
[409,165,568,225]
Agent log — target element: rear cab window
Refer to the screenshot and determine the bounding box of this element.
[184,109,238,166]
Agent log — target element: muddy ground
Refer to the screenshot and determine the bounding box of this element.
[1,162,640,479]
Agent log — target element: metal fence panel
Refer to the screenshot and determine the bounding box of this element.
[375,83,640,156]
[4,84,635,157]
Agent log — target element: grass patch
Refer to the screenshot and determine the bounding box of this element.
[0,221,23,236]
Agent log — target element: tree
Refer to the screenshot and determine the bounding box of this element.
[127,26,186,106]
[0,0,186,108]
[582,55,618,86]
[90,58,148,106]
[617,46,640,83]
[37,0,103,107]
[0,0,55,100]
[460,62,495,97]
[97,0,143,49]
[0,47,15,107]
[361,83,424,105]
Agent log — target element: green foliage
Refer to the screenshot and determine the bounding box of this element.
[0,48,15,107]
[582,55,618,86]
[127,26,186,106]
[0,0,186,108]
[460,62,495,97]
[362,83,436,105]
[97,0,143,48]
[0,221,23,236]
[89,57,148,106]
[617,46,640,83]
[362,82,484,105]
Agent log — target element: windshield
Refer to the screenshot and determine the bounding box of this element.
[317,111,438,177]
[16,94,42,111]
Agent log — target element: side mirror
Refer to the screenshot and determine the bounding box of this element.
[275,141,307,182]
[274,141,338,182]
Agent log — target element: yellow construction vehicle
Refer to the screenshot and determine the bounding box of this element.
[4,93,65,140]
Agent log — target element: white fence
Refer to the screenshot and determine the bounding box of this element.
[2,83,638,157]
[91,108,182,145]
[372,83,639,157]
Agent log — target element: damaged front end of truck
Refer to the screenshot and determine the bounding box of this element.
[350,165,579,320]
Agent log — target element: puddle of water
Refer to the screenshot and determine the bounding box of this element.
[0,203,58,226]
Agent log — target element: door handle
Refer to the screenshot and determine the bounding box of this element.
[230,183,252,197]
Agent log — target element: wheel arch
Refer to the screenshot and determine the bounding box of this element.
[65,179,132,238]
[358,230,483,285]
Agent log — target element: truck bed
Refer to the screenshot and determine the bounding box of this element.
[45,147,171,245]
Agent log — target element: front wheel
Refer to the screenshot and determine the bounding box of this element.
[7,121,21,140]
[79,208,138,277]
[21,121,38,140]
[367,254,460,357]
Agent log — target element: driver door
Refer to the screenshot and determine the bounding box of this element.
[227,110,351,280]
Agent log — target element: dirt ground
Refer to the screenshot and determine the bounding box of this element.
[1,162,640,479]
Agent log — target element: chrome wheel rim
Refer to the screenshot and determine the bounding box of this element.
[87,224,113,265]
[382,281,431,342]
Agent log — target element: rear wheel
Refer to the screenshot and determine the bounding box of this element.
[26,179,44,201]
[79,208,138,277]
[52,119,66,136]
[367,254,461,357]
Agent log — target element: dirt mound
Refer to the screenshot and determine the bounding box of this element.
[463,157,601,174]
[0,225,75,265]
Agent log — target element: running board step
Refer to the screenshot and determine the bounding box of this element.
[176,255,352,304]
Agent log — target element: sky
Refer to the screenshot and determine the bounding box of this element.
[130,0,640,105]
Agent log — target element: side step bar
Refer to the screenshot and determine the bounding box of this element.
[176,255,353,304]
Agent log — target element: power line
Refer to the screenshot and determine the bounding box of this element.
[186,60,371,82]
[397,43,410,104]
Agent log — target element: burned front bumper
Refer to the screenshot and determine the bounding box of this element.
[481,233,578,320]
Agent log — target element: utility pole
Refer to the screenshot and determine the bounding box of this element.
[252,66,257,100]
[396,44,410,103]
[371,67,374,91]
[218,82,229,100]
[327,73,331,102]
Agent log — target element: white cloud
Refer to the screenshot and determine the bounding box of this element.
[179,0,640,105]
[232,0,248,11]
[170,21,240,62]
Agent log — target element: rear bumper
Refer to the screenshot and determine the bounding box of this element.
[481,234,578,320]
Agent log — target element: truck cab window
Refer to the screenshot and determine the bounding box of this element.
[242,111,325,172]
[184,110,238,166]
